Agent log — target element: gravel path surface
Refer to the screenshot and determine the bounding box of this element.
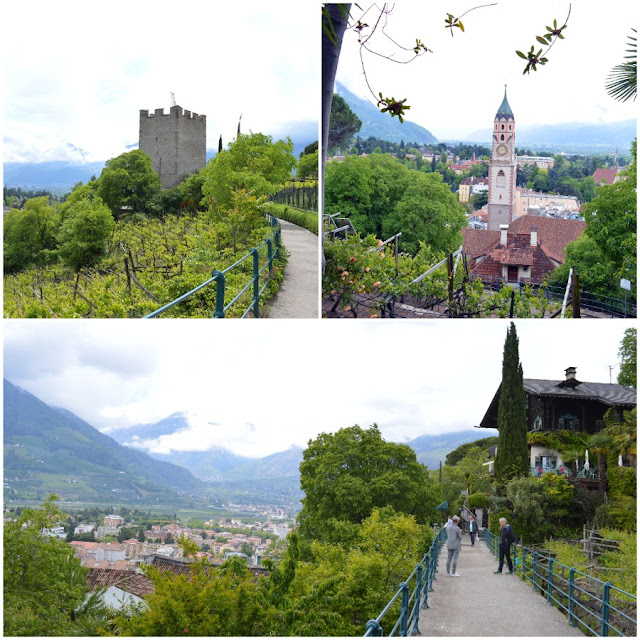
[265,220,319,318]
[417,536,584,637]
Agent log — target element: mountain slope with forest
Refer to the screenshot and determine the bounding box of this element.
[3,379,203,502]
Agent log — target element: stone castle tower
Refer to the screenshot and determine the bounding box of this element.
[139,105,206,189]
[487,87,517,230]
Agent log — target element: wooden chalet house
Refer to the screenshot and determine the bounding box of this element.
[477,367,637,481]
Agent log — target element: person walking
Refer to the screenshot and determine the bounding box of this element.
[445,515,453,528]
[446,515,462,577]
[494,517,517,574]
[468,514,478,547]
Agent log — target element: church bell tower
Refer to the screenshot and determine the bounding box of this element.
[487,86,517,230]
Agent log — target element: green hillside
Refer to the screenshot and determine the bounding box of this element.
[3,379,203,502]
[336,81,437,145]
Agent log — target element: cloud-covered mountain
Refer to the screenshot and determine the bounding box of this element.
[3,379,203,502]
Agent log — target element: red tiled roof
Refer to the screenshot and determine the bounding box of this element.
[592,168,618,184]
[462,227,500,258]
[508,216,585,263]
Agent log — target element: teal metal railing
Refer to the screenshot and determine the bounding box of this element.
[484,529,636,637]
[144,214,281,318]
[364,527,446,637]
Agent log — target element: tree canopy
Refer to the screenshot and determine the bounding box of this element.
[3,494,89,636]
[297,424,441,545]
[618,327,637,388]
[98,150,162,214]
[328,93,362,151]
[200,132,297,208]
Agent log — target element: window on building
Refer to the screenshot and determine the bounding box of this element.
[559,414,579,430]
[501,124,505,130]
[500,134,505,141]
[497,170,506,187]
[533,416,543,431]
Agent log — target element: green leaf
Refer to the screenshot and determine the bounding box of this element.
[536,36,548,45]
[516,50,527,59]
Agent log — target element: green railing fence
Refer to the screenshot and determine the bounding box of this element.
[364,527,446,637]
[145,213,282,318]
[484,529,636,637]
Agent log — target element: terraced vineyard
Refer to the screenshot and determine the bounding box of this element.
[4,206,287,318]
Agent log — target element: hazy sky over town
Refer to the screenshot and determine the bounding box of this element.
[3,1,318,163]
[335,0,638,140]
[4,320,634,458]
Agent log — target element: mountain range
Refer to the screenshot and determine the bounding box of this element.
[3,379,203,502]
[336,81,438,145]
[4,380,497,504]
[337,80,635,153]
[3,122,317,193]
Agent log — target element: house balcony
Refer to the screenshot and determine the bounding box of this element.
[530,465,599,480]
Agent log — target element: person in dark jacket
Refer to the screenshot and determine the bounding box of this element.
[468,514,478,547]
[494,517,516,574]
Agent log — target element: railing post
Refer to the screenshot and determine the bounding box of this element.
[399,582,409,637]
[601,581,612,636]
[365,620,383,636]
[267,237,273,273]
[212,270,225,318]
[568,568,576,627]
[547,557,554,604]
[250,248,260,318]
[533,552,538,593]
[412,563,423,635]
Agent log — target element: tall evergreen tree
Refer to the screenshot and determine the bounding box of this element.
[494,322,529,493]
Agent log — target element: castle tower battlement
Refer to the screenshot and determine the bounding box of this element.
[139,104,206,189]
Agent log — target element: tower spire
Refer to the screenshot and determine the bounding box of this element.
[496,85,514,118]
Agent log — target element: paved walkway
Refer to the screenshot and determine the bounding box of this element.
[265,219,319,318]
[418,535,584,637]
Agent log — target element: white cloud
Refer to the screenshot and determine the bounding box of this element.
[4,320,634,458]
[3,1,318,163]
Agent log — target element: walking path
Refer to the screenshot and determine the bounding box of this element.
[417,535,584,637]
[265,219,319,318]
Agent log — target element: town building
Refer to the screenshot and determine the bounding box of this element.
[592,167,620,185]
[515,188,580,219]
[477,367,637,479]
[462,215,585,285]
[516,155,555,170]
[487,87,518,230]
[103,514,124,527]
[139,104,207,189]
[459,176,489,203]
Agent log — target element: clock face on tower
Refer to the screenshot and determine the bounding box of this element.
[496,143,508,157]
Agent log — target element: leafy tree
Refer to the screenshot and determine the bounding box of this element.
[298,424,440,546]
[583,139,637,282]
[506,474,574,543]
[546,234,619,298]
[3,494,88,636]
[201,132,296,208]
[618,327,637,388]
[494,323,529,493]
[328,93,362,151]
[297,149,319,180]
[3,196,59,272]
[381,171,467,254]
[56,196,115,271]
[97,150,162,214]
[445,436,498,466]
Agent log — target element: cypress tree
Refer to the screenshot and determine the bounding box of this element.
[494,322,529,494]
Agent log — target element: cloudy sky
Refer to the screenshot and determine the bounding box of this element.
[335,0,637,139]
[3,1,318,163]
[4,319,634,458]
